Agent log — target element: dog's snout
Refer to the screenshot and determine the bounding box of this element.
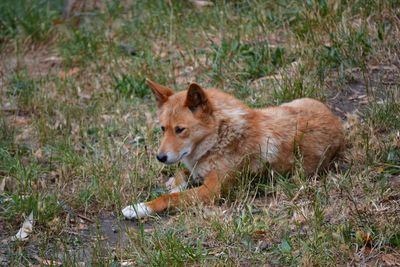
[156,154,168,163]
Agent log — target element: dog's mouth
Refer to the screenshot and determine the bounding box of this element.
[180,151,189,159]
[164,151,189,165]
[176,151,189,162]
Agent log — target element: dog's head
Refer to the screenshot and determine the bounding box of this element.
[147,79,215,164]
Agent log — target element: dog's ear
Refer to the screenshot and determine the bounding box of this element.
[146,79,174,107]
[185,83,211,113]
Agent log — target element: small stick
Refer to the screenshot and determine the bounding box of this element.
[76,213,95,223]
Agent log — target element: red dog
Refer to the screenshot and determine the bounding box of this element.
[123,80,344,219]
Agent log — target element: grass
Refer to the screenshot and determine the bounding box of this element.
[0,0,399,266]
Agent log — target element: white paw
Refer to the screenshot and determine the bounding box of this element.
[165,177,188,193]
[165,177,176,189]
[169,181,188,193]
[122,203,153,219]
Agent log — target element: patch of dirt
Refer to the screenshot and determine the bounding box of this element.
[326,65,399,119]
[327,81,371,118]
[0,212,158,265]
[91,213,155,248]
[0,221,11,266]
[0,48,62,79]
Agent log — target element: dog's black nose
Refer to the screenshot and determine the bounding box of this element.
[156,154,168,163]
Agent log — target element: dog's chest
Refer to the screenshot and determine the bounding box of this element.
[182,156,215,180]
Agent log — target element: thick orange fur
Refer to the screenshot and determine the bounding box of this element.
[123,80,344,218]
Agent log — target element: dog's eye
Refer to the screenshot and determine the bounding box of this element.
[161,126,165,132]
[175,127,186,134]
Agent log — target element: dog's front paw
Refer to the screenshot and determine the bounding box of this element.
[122,203,153,219]
[165,177,188,193]
[169,181,188,193]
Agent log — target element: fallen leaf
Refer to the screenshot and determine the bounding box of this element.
[41,56,63,63]
[76,213,94,223]
[121,260,135,266]
[292,211,307,225]
[58,67,80,79]
[15,126,35,144]
[190,0,214,7]
[39,178,47,190]
[52,18,64,25]
[376,166,385,174]
[33,255,62,266]
[101,114,114,123]
[2,102,17,112]
[144,228,154,233]
[41,259,62,266]
[77,86,91,100]
[0,177,7,193]
[252,230,268,240]
[13,116,31,126]
[12,211,34,241]
[355,230,372,246]
[77,223,88,230]
[131,136,144,145]
[34,148,43,160]
[63,0,84,19]
[48,217,62,233]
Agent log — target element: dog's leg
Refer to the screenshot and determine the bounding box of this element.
[122,171,221,219]
[165,169,189,193]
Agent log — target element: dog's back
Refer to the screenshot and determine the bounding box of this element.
[257,98,344,174]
